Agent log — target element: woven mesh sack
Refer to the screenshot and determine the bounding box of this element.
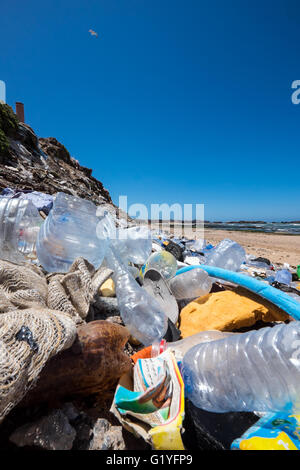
[0,308,77,423]
[0,260,47,312]
[47,257,113,323]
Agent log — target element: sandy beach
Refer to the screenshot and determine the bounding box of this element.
[146,222,300,268]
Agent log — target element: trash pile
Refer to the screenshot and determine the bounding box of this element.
[0,189,300,451]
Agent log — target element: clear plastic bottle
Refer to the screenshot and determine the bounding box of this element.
[151,330,234,357]
[95,209,152,266]
[111,226,152,266]
[36,192,108,272]
[105,245,168,346]
[275,269,292,286]
[169,268,213,300]
[185,239,207,252]
[0,197,43,263]
[183,322,300,414]
[205,238,246,272]
[265,269,276,283]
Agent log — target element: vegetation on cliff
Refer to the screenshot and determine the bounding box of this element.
[0,104,19,156]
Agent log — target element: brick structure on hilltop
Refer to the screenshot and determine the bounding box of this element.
[15,102,25,123]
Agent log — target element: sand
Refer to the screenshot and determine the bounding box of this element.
[147,222,300,268]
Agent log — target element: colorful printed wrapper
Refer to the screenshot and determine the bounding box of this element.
[231,412,300,450]
[110,349,185,450]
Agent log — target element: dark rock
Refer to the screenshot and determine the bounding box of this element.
[88,418,126,450]
[71,411,94,450]
[61,402,80,423]
[9,409,76,450]
[183,399,259,450]
[39,137,73,166]
[252,256,271,266]
[94,297,120,319]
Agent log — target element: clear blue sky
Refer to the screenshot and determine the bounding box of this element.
[1,0,300,221]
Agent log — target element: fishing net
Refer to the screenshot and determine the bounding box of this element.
[0,308,76,423]
[47,258,113,323]
[0,260,47,312]
[0,257,114,422]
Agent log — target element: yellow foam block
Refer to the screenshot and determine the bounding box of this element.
[179,287,288,338]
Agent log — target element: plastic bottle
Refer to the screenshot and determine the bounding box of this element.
[0,197,43,263]
[169,268,213,300]
[151,330,234,358]
[275,269,292,286]
[111,226,152,266]
[265,270,276,283]
[185,239,207,253]
[36,192,108,272]
[141,251,178,279]
[245,255,271,269]
[105,245,168,346]
[182,322,300,414]
[205,238,246,272]
[95,209,152,266]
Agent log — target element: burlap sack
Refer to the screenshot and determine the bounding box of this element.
[0,257,114,422]
[0,308,77,423]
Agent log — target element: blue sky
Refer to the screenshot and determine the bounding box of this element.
[1,0,300,221]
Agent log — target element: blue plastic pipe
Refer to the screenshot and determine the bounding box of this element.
[176,265,300,321]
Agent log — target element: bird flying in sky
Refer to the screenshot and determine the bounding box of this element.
[89,29,98,37]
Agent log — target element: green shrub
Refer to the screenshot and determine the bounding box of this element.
[0,128,9,156]
[0,103,19,137]
[0,104,19,158]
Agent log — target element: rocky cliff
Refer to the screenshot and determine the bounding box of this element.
[0,104,117,211]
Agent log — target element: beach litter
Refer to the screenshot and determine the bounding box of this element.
[0,190,300,450]
[231,411,300,450]
[0,197,43,264]
[0,188,54,215]
[179,287,288,338]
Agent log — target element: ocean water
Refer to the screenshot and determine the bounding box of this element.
[143,219,300,235]
[202,222,300,234]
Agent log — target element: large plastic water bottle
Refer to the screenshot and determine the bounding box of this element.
[105,245,168,346]
[95,209,152,266]
[183,322,300,414]
[205,238,246,272]
[36,192,108,272]
[111,226,152,266]
[152,330,234,358]
[169,268,213,300]
[0,197,43,263]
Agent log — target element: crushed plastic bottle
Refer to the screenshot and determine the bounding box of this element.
[245,254,272,269]
[275,269,292,286]
[95,209,152,266]
[105,245,168,346]
[36,192,108,272]
[205,238,246,272]
[185,239,207,252]
[183,322,300,414]
[0,197,43,263]
[265,269,276,283]
[169,268,213,300]
[151,330,234,358]
[141,251,178,280]
[111,226,152,266]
